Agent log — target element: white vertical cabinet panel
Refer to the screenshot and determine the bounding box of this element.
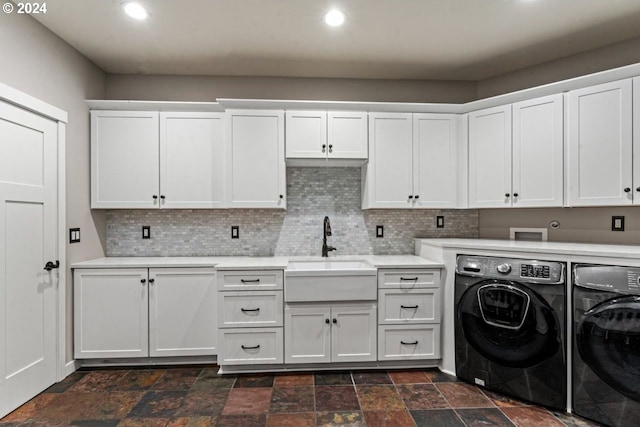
[285,111,327,159]
[331,304,377,363]
[632,77,640,204]
[413,114,458,208]
[226,110,286,208]
[74,269,149,359]
[327,111,368,159]
[512,94,564,207]
[148,268,217,357]
[160,112,225,208]
[91,111,159,208]
[468,105,512,208]
[285,305,331,364]
[363,113,413,208]
[567,79,633,206]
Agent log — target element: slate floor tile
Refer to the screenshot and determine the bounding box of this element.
[315,386,360,412]
[266,412,315,427]
[356,385,405,411]
[314,372,353,385]
[234,374,275,388]
[173,389,229,417]
[216,414,266,427]
[397,383,450,410]
[480,389,531,407]
[68,370,129,392]
[274,373,314,387]
[222,388,272,415]
[435,382,494,408]
[351,371,393,385]
[192,368,236,390]
[425,370,461,383]
[501,406,566,427]
[363,409,416,427]
[315,411,365,427]
[410,409,466,427]
[269,386,314,413]
[388,370,431,385]
[112,370,165,391]
[152,369,202,391]
[456,408,515,427]
[166,416,216,427]
[128,391,186,418]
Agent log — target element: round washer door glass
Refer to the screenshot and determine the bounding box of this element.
[577,295,640,401]
[457,279,560,368]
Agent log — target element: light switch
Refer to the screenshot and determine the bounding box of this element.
[436,216,445,228]
[142,226,151,239]
[231,226,239,239]
[612,216,625,231]
[69,228,80,243]
[376,225,384,238]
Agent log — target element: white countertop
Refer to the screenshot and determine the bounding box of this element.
[71,254,442,269]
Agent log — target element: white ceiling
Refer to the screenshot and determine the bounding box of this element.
[31,0,640,80]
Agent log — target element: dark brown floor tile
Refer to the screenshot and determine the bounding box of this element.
[551,411,605,427]
[356,385,404,411]
[173,389,229,417]
[388,370,431,385]
[352,371,392,385]
[152,369,202,391]
[314,372,353,386]
[315,411,365,427]
[222,388,272,415]
[216,414,266,427]
[270,386,314,413]
[113,370,165,391]
[501,406,565,427]
[166,417,216,427]
[0,393,57,422]
[128,391,187,418]
[411,409,465,427]
[456,408,515,427]
[45,372,89,393]
[363,409,416,427]
[435,383,494,408]
[71,421,120,427]
[266,412,315,427]
[425,370,460,383]
[234,374,275,388]
[480,389,530,408]
[315,386,360,412]
[397,384,450,410]
[67,370,129,392]
[12,422,70,427]
[37,392,143,423]
[192,369,236,390]
[117,418,169,427]
[274,374,314,387]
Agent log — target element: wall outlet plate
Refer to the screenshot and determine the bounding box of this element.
[376,225,384,238]
[142,226,151,239]
[436,216,444,228]
[69,228,80,243]
[612,216,625,231]
[231,225,239,239]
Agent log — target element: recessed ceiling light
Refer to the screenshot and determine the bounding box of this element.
[324,9,346,27]
[122,2,148,20]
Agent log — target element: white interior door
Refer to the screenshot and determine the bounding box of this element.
[0,100,58,418]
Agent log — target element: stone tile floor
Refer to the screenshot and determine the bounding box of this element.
[0,366,603,427]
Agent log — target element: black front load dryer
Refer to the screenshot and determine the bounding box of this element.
[455,255,567,410]
[573,264,640,427]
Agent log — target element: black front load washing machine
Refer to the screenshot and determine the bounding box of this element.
[455,255,567,410]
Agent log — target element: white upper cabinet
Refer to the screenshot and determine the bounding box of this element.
[91,111,160,208]
[227,110,286,208]
[91,110,225,209]
[567,79,633,206]
[285,110,367,163]
[160,112,225,208]
[512,94,564,207]
[634,77,640,204]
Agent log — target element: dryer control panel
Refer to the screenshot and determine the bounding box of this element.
[574,264,640,294]
[456,255,565,285]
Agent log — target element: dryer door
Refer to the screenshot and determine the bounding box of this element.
[577,296,640,401]
[457,279,560,368]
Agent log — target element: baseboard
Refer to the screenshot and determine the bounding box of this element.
[61,360,80,380]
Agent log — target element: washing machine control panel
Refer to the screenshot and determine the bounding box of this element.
[457,255,565,284]
[574,264,640,294]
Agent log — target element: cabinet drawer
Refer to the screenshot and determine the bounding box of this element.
[219,291,283,327]
[378,269,440,289]
[218,270,283,291]
[218,328,283,365]
[378,289,441,324]
[378,325,440,361]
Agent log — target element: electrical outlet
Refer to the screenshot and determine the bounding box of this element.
[612,216,625,231]
[436,216,445,228]
[231,225,239,239]
[376,225,384,238]
[69,228,80,243]
[142,226,151,239]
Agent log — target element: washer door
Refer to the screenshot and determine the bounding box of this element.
[457,279,560,368]
[577,296,640,401]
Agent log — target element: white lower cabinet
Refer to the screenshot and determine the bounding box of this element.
[285,303,377,364]
[74,267,217,359]
[378,325,441,360]
[218,328,283,365]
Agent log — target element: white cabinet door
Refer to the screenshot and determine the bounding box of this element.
[413,114,458,208]
[148,268,217,357]
[285,305,331,364]
[634,77,640,204]
[285,110,327,159]
[567,79,633,206]
[468,105,512,208]
[227,110,286,208]
[512,94,564,207]
[327,111,368,159]
[331,304,377,363]
[91,111,159,208]
[74,268,149,359]
[363,113,413,208]
[160,112,226,208]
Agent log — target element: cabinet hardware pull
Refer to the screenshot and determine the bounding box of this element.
[401,340,419,345]
[505,193,510,198]
[328,144,333,153]
[241,344,260,350]
[400,277,419,281]
[152,195,158,199]
[624,187,631,193]
[400,305,419,309]
[408,195,413,199]
[325,319,330,324]
[43,260,60,271]
[241,308,260,312]
[414,195,419,199]
[148,278,155,283]
[322,144,326,153]
[332,318,337,324]
[140,279,146,284]
[240,279,260,283]
[160,195,166,199]
[513,193,519,197]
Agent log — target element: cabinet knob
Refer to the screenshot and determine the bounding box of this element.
[148,278,155,284]
[414,195,419,199]
[152,195,158,199]
[322,144,326,153]
[332,318,337,324]
[140,279,146,284]
[325,319,330,324]
[636,187,640,192]
[505,193,510,198]
[408,195,413,199]
[328,144,333,153]
[279,194,284,199]
[513,193,519,197]
[160,195,165,199]
[624,187,631,193]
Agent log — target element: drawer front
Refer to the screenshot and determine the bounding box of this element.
[218,328,283,365]
[378,269,440,289]
[219,291,283,327]
[218,270,283,291]
[378,324,440,361]
[378,289,441,324]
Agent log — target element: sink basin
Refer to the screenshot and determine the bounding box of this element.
[284,259,377,302]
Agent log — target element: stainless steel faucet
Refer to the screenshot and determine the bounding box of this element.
[322,216,336,257]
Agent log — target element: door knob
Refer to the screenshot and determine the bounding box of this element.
[44,260,60,271]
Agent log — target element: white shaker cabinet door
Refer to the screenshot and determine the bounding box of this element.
[632,77,640,204]
[327,111,368,159]
[226,110,286,208]
[160,112,226,208]
[91,111,159,208]
[331,304,377,363]
[567,79,633,206]
[285,110,327,159]
[285,305,331,364]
